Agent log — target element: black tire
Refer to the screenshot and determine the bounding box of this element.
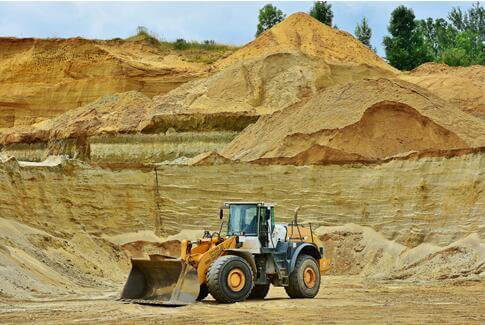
[207,255,254,303]
[196,283,209,301]
[247,283,270,300]
[285,254,320,299]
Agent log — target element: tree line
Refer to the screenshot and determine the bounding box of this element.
[256,1,484,70]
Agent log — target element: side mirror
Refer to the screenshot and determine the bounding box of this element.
[219,209,223,220]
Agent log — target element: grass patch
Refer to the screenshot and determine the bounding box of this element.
[125,27,238,64]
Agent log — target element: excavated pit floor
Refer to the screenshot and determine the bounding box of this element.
[0,276,483,324]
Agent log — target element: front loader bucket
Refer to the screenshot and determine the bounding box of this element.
[120,255,199,306]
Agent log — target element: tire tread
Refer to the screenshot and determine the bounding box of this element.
[285,254,320,299]
[207,255,253,303]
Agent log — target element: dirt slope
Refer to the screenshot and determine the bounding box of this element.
[400,63,485,118]
[144,12,397,118]
[223,78,485,163]
[216,12,397,74]
[1,92,152,146]
[0,217,128,301]
[317,224,484,281]
[0,37,210,127]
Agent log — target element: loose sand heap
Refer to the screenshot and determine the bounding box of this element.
[0,217,129,301]
[0,218,195,300]
[0,37,212,128]
[157,151,235,165]
[146,13,397,117]
[317,224,485,281]
[147,52,328,116]
[223,78,485,164]
[400,63,485,118]
[1,92,152,146]
[215,12,397,74]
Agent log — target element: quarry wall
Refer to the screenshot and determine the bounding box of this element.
[0,152,483,247]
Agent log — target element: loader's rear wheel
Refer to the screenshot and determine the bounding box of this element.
[285,254,320,299]
[207,255,253,303]
[247,283,270,300]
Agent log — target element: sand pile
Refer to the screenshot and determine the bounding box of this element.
[317,224,484,281]
[144,13,397,118]
[103,230,181,259]
[120,240,181,259]
[223,78,485,164]
[0,216,204,301]
[147,52,325,116]
[0,217,129,301]
[0,37,210,127]
[400,63,485,118]
[215,12,397,74]
[1,91,152,146]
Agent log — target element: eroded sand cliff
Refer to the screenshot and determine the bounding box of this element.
[0,37,215,127]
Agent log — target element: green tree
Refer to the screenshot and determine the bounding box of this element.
[448,7,467,32]
[449,2,484,47]
[442,30,484,66]
[467,2,485,41]
[256,4,286,36]
[355,17,373,49]
[309,1,333,26]
[417,18,456,59]
[383,5,433,70]
[418,2,484,66]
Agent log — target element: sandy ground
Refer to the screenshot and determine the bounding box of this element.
[0,276,483,324]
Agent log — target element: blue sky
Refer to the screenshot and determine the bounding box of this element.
[0,1,476,56]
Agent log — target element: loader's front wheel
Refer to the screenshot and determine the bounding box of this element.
[207,255,253,303]
[285,254,320,299]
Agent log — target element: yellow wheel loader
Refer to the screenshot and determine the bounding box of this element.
[120,202,330,305]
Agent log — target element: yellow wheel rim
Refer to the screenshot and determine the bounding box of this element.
[303,266,317,288]
[227,268,246,292]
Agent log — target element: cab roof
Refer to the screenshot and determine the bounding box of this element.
[224,202,275,207]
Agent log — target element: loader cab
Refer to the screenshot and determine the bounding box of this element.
[224,202,275,250]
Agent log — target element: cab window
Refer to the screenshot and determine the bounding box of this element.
[227,204,258,235]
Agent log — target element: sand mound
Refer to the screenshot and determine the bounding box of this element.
[216,12,397,75]
[317,224,484,281]
[166,229,205,242]
[121,240,181,259]
[1,91,152,146]
[400,63,485,118]
[148,52,323,116]
[223,78,485,163]
[148,51,395,117]
[252,144,373,165]
[142,13,397,119]
[0,37,209,127]
[0,217,129,301]
[186,151,234,166]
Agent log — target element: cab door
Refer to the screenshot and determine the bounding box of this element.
[258,207,271,247]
